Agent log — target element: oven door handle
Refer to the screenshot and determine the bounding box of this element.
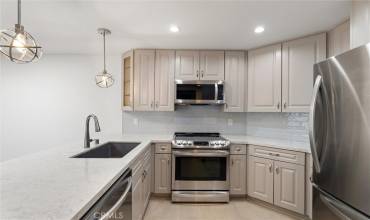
[172,150,229,157]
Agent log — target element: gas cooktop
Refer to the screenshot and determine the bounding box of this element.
[172,132,230,149]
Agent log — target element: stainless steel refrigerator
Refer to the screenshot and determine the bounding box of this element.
[310,43,370,220]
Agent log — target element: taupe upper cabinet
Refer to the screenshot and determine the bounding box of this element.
[175,50,199,80]
[133,49,175,112]
[175,50,224,81]
[224,51,246,112]
[282,33,326,112]
[200,50,225,80]
[247,44,282,112]
[155,50,175,111]
[134,49,156,111]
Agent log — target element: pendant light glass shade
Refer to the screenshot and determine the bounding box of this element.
[0,0,42,63]
[96,70,114,88]
[95,28,114,88]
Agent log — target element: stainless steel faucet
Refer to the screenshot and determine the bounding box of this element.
[84,114,101,148]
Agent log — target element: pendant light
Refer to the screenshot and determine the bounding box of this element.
[95,28,114,88]
[0,0,42,63]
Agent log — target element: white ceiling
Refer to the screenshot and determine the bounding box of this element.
[0,0,351,55]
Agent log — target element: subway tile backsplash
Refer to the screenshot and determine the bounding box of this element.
[246,112,309,142]
[122,106,309,142]
[122,105,247,135]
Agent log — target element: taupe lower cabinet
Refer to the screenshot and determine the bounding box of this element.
[247,156,274,203]
[247,146,305,214]
[247,44,282,112]
[131,147,152,220]
[224,51,246,112]
[154,143,172,194]
[175,50,225,81]
[126,49,175,111]
[229,145,247,195]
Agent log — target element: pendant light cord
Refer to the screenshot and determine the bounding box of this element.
[18,0,21,25]
[103,31,106,72]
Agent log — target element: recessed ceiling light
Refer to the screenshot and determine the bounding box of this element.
[170,25,179,33]
[254,26,265,34]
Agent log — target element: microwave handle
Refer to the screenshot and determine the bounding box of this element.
[215,83,218,101]
[99,177,132,220]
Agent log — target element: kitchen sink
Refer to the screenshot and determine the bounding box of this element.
[72,142,140,158]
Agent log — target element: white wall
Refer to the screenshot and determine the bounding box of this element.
[0,55,122,162]
[350,0,370,48]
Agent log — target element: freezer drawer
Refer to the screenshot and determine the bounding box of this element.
[313,185,369,220]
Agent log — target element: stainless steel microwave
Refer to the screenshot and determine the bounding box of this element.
[175,80,225,105]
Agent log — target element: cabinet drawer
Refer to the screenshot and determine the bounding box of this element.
[248,145,305,165]
[230,144,247,155]
[155,143,171,153]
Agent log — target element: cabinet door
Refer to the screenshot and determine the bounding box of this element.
[282,33,326,112]
[122,50,134,111]
[247,44,282,112]
[132,180,143,220]
[142,160,152,212]
[224,51,245,112]
[154,154,171,194]
[175,50,199,80]
[247,156,274,203]
[199,50,225,80]
[328,20,350,57]
[274,161,305,214]
[134,49,155,111]
[230,155,247,195]
[155,50,175,111]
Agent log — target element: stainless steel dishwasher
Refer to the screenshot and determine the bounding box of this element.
[81,169,132,220]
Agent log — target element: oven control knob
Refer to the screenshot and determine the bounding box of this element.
[187,141,192,146]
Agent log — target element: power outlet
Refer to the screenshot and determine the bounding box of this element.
[133,118,139,126]
[227,119,233,126]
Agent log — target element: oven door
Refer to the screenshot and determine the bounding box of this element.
[172,149,229,191]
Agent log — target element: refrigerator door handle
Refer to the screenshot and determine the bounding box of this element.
[309,75,323,173]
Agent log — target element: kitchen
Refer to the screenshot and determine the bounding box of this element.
[0,1,369,220]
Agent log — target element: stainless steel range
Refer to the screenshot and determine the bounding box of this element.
[171,132,231,202]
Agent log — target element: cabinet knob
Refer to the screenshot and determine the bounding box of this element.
[277,102,280,109]
[196,70,199,78]
[283,102,287,109]
[155,101,159,108]
[231,159,234,166]
[201,70,204,78]
[275,166,279,174]
[269,164,273,173]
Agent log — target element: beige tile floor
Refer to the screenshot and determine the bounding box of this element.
[143,197,305,220]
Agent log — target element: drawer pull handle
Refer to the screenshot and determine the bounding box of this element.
[236,148,241,151]
[161,147,166,150]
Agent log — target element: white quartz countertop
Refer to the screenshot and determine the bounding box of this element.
[0,134,309,220]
